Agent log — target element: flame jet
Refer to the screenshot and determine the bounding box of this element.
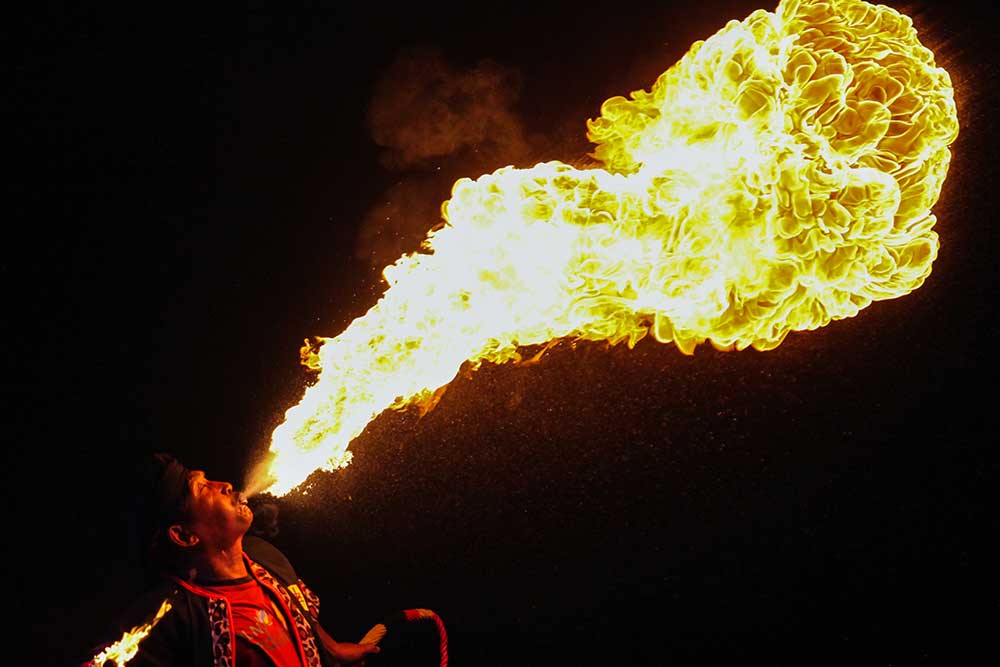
[257,0,958,496]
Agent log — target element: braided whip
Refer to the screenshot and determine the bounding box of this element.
[358,608,448,667]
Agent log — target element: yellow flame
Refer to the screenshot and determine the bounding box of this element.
[259,0,958,496]
[87,599,172,667]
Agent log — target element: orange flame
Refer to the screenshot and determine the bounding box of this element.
[256,0,958,497]
[86,599,172,667]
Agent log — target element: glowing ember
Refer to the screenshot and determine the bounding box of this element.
[86,599,172,667]
[255,0,958,497]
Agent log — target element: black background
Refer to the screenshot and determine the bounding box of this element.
[5,0,996,665]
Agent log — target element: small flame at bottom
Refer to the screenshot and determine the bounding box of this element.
[87,599,173,667]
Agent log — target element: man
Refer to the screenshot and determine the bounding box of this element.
[84,452,380,667]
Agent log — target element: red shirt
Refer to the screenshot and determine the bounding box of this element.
[200,576,303,667]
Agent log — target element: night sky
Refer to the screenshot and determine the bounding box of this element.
[6,0,997,665]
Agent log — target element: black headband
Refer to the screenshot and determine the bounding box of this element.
[156,458,191,523]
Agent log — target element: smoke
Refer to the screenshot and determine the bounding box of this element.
[357,45,542,273]
[367,44,530,170]
[354,176,450,275]
[248,501,280,539]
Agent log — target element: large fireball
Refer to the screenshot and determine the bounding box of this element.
[254,0,958,497]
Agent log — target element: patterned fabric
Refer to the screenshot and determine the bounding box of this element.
[206,598,233,667]
[297,581,322,619]
[249,560,324,667]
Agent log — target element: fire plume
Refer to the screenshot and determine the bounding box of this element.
[258,0,958,497]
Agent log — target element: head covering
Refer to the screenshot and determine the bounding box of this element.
[133,453,197,581]
[153,453,192,524]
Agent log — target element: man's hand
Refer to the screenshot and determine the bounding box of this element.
[329,641,380,666]
[317,623,380,666]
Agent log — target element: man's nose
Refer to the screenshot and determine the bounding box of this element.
[211,480,234,493]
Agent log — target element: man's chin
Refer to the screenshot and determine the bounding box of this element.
[236,505,254,525]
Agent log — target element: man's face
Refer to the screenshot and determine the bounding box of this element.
[182,470,254,549]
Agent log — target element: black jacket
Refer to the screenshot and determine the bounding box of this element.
[83,536,336,667]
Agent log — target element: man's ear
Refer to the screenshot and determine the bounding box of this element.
[167,524,200,548]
